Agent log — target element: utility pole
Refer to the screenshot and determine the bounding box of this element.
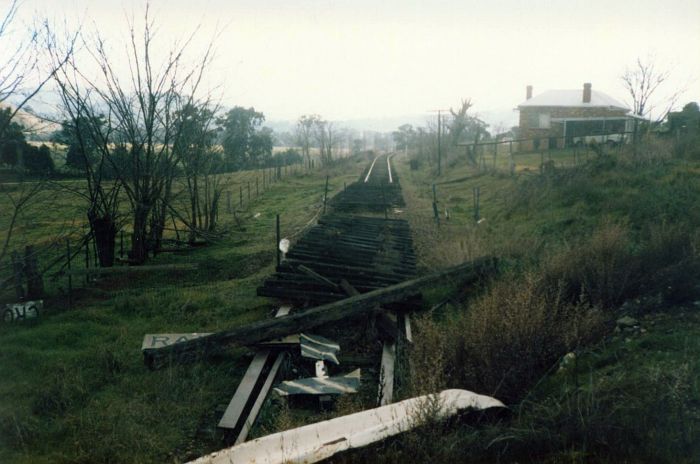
[428,109,449,177]
[437,111,442,176]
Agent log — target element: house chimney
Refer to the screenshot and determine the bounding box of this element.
[526,85,533,100]
[583,83,592,103]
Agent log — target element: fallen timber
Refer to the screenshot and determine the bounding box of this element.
[187,389,505,464]
[143,257,496,368]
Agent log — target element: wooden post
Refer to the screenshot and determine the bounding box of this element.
[240,186,243,208]
[11,250,24,300]
[275,214,281,268]
[473,187,481,222]
[248,182,251,202]
[227,191,232,213]
[322,175,329,214]
[92,231,98,267]
[256,177,259,197]
[432,183,439,225]
[24,245,43,298]
[509,140,515,175]
[85,235,90,285]
[437,111,442,176]
[66,239,73,308]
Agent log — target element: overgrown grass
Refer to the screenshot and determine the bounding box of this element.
[0,157,367,463]
[374,143,700,462]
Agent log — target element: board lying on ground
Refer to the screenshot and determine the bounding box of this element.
[186,389,506,464]
[142,257,497,368]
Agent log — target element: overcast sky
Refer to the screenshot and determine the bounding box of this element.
[11,0,700,127]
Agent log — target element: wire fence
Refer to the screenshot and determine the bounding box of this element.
[0,156,323,304]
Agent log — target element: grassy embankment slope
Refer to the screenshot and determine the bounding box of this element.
[335,146,700,463]
[0,156,367,463]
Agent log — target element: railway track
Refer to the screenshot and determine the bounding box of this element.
[330,154,405,213]
[258,153,416,305]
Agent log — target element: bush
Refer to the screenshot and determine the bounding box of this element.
[542,220,637,309]
[411,272,604,404]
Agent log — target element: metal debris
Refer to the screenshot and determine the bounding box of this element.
[300,333,340,364]
[274,368,361,396]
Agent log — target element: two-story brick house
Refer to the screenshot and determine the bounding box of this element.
[517,83,637,152]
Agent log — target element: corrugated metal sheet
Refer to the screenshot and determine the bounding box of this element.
[274,369,361,396]
[300,333,340,364]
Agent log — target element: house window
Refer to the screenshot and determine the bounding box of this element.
[539,113,551,129]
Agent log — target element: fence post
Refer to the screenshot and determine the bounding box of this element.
[240,186,243,208]
[322,175,329,214]
[473,186,481,222]
[275,214,281,268]
[227,191,232,213]
[25,245,43,298]
[66,239,73,308]
[256,177,259,197]
[92,232,98,267]
[85,235,90,285]
[432,183,439,226]
[509,141,515,175]
[11,250,24,300]
[540,152,544,174]
[247,182,251,202]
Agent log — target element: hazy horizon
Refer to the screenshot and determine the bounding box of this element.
[8,0,700,130]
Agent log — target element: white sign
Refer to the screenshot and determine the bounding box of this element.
[3,300,43,323]
[141,333,213,350]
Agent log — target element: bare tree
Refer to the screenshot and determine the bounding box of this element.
[0,0,75,137]
[296,114,320,167]
[0,2,75,270]
[448,98,474,145]
[51,4,216,264]
[312,118,342,165]
[172,101,225,243]
[621,57,680,122]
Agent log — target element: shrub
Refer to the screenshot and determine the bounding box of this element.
[412,272,604,404]
[542,220,637,309]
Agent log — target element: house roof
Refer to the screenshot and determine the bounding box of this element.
[518,89,630,111]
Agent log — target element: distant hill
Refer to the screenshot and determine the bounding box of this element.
[266,109,518,135]
[0,104,60,140]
